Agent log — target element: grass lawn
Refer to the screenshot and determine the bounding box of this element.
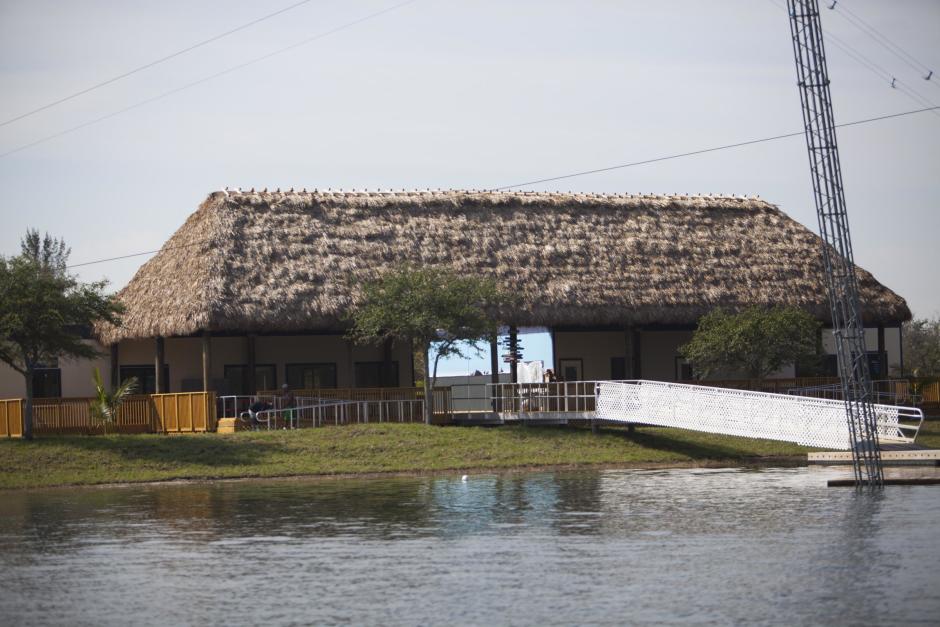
[1,421,936,490]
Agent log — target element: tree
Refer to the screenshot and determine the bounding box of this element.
[680,306,821,380]
[895,317,940,378]
[89,367,138,435]
[0,231,122,440]
[347,265,509,424]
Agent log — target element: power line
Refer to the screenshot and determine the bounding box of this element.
[0,0,317,129]
[496,106,937,190]
[67,239,213,269]
[768,0,940,117]
[0,0,420,159]
[64,105,940,269]
[830,1,936,85]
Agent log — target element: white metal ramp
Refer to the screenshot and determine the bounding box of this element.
[595,380,923,451]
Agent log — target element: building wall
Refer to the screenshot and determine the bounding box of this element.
[0,340,110,399]
[553,325,903,383]
[118,334,414,393]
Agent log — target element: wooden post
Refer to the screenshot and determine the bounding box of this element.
[632,327,642,379]
[110,344,119,391]
[382,338,394,387]
[154,336,165,394]
[509,326,519,384]
[202,332,212,392]
[877,325,886,379]
[246,334,256,394]
[624,326,634,379]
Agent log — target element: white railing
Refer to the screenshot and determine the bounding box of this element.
[222,395,427,430]
[487,381,615,414]
[595,380,924,450]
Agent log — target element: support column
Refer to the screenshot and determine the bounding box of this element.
[877,325,886,379]
[154,336,165,394]
[382,338,394,387]
[490,334,500,412]
[509,326,519,384]
[246,334,257,394]
[110,344,119,391]
[202,332,212,392]
[624,326,635,379]
[632,327,642,379]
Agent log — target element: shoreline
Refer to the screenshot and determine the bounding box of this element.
[1,454,810,492]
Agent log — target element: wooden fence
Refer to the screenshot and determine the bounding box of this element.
[152,392,217,433]
[32,395,155,435]
[0,392,217,437]
[0,399,23,438]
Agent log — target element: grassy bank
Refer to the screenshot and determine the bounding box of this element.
[1,421,936,490]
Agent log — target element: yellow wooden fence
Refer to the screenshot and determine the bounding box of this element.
[0,399,23,438]
[32,395,155,435]
[152,392,217,433]
[0,392,217,437]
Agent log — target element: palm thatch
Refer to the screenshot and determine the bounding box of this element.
[96,189,910,344]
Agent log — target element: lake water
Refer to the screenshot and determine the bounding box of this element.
[1,467,938,626]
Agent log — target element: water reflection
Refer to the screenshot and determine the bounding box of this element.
[0,467,937,626]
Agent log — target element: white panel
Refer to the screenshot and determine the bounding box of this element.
[596,380,922,451]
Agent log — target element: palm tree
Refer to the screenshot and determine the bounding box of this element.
[89,368,138,435]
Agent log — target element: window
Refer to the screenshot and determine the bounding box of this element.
[810,353,885,378]
[354,362,399,388]
[675,358,694,381]
[286,363,337,390]
[32,368,61,398]
[557,359,583,382]
[611,357,626,380]
[120,365,170,394]
[867,352,886,378]
[223,364,277,395]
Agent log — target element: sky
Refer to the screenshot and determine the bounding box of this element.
[0,0,938,376]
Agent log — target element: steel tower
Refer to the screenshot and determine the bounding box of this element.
[787,0,884,486]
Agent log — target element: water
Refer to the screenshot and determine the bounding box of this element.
[1,467,938,626]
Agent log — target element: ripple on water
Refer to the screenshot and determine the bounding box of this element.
[0,466,938,626]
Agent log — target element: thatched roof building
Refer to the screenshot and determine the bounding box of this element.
[97,189,910,344]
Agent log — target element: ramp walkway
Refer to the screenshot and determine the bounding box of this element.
[489,380,923,451]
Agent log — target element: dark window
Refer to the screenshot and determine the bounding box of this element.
[32,368,61,398]
[611,357,626,380]
[120,365,170,394]
[355,361,399,388]
[867,352,886,378]
[223,364,277,395]
[811,353,884,378]
[675,358,693,381]
[286,363,337,390]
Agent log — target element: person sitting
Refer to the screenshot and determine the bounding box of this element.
[247,396,271,429]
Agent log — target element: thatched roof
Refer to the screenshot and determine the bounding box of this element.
[96,189,910,344]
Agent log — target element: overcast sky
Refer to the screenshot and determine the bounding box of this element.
[1,0,938,373]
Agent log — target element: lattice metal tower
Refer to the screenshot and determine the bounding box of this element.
[787,0,884,486]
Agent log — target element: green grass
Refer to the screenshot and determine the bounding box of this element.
[0,423,824,490]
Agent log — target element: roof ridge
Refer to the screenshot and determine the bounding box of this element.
[216,187,765,201]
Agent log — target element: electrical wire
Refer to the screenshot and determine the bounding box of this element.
[495,105,938,190]
[0,0,318,128]
[769,0,940,118]
[63,104,940,269]
[0,0,420,159]
[830,1,936,86]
